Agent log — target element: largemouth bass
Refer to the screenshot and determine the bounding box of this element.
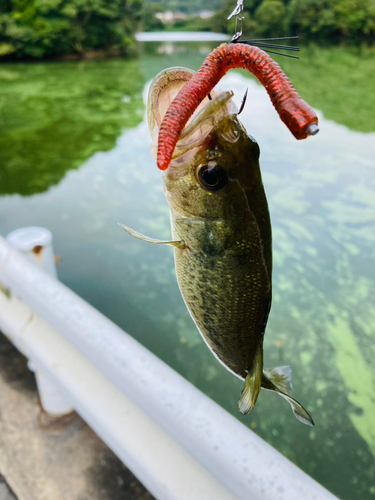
[120,66,314,426]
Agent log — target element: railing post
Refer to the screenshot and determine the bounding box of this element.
[6,227,58,278]
[5,227,73,420]
[34,365,75,422]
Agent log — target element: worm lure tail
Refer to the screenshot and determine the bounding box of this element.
[157,43,319,171]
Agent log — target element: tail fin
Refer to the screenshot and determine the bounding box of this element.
[238,345,263,415]
[262,366,314,426]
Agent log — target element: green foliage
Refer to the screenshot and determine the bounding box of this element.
[0,58,144,195]
[254,0,285,35]
[0,0,142,59]
[212,0,375,39]
[292,0,375,38]
[142,2,165,31]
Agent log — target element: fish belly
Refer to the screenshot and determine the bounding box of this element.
[174,248,271,379]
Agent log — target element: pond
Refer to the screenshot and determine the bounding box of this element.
[0,38,375,500]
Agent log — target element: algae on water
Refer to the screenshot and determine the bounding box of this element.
[0,59,144,196]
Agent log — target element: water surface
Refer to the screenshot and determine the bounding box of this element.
[0,39,374,499]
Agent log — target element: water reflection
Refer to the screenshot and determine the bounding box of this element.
[0,51,375,500]
[0,59,144,196]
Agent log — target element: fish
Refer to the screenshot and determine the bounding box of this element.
[120,59,314,426]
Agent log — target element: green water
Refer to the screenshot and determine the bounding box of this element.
[0,41,375,499]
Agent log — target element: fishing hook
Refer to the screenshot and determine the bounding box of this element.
[238,88,248,115]
[228,0,244,43]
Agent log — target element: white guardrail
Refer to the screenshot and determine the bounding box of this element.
[0,229,339,500]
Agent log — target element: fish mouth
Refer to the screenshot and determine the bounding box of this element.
[147,67,238,167]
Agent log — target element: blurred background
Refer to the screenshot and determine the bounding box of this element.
[0,1,374,499]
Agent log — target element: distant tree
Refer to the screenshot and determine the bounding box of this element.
[210,0,236,34]
[293,0,375,38]
[142,1,165,31]
[254,0,286,36]
[211,0,375,39]
[0,0,142,59]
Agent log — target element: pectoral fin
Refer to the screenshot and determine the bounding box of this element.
[118,223,186,249]
[238,345,263,415]
[262,366,314,426]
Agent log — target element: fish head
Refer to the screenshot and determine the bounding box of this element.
[148,67,262,221]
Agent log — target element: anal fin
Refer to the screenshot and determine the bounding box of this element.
[238,346,263,415]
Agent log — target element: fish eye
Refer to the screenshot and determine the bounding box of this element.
[197,164,228,192]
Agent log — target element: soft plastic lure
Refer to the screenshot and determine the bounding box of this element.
[157,43,318,171]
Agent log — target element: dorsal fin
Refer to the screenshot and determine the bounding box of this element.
[263,365,292,395]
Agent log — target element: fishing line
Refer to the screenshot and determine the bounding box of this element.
[227,0,300,59]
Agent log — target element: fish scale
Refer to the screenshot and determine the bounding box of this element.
[175,249,270,378]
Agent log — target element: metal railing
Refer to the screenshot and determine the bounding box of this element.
[0,229,338,500]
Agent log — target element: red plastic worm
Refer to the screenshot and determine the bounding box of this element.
[157,43,318,170]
